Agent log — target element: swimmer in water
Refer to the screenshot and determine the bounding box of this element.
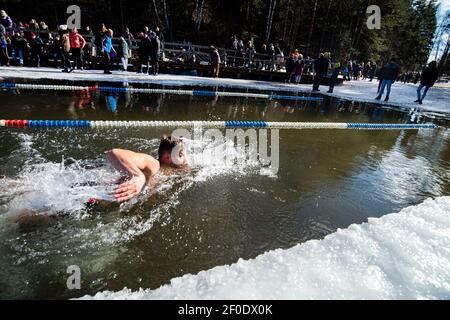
[11,136,187,225]
[105,135,187,203]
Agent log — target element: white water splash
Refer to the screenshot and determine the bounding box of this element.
[0,131,265,246]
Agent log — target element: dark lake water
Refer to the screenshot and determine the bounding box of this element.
[0,86,449,299]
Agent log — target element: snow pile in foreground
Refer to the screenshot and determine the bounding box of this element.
[81,197,450,300]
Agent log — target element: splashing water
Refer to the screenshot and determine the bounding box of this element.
[0,130,265,244]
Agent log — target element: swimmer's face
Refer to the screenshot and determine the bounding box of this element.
[160,143,187,168]
[173,145,187,167]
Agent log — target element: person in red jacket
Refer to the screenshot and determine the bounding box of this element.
[69,27,86,70]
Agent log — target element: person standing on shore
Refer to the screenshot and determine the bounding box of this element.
[415,61,438,105]
[268,43,275,71]
[294,54,305,84]
[0,24,9,66]
[375,57,400,102]
[345,60,352,81]
[362,62,370,80]
[137,32,151,74]
[369,62,377,82]
[0,10,13,35]
[11,30,28,66]
[149,31,160,76]
[69,27,86,70]
[59,25,73,73]
[285,51,295,83]
[274,43,283,71]
[312,53,329,92]
[29,32,44,67]
[118,36,129,71]
[102,30,113,74]
[210,46,221,78]
[328,60,341,93]
[124,27,135,57]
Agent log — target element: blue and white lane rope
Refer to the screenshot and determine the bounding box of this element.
[0,82,323,101]
[0,119,437,130]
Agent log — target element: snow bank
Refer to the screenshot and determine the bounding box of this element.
[1,66,449,114]
[81,197,450,300]
[322,80,450,115]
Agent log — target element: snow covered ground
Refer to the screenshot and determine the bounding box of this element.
[1,66,449,114]
[81,196,450,300]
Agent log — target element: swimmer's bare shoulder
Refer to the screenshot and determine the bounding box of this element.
[106,149,160,177]
[106,149,160,202]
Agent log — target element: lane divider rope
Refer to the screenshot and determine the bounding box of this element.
[0,82,323,101]
[0,120,437,130]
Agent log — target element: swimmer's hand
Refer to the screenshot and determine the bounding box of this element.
[114,174,146,203]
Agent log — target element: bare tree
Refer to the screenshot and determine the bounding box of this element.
[306,0,318,55]
[265,0,277,44]
[195,0,205,31]
[438,36,450,78]
[283,0,292,41]
[352,0,370,50]
[288,0,304,52]
[152,0,162,27]
[162,0,171,38]
[433,14,449,61]
[318,0,333,53]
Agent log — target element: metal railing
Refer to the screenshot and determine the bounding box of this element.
[3,27,315,73]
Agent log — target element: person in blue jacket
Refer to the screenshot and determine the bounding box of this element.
[102,30,114,74]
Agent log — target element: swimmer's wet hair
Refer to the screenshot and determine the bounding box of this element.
[158,135,183,159]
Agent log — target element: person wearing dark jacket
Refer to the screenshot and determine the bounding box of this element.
[29,33,44,67]
[137,32,151,74]
[11,30,29,66]
[415,61,439,104]
[155,26,164,43]
[124,27,135,47]
[48,34,62,68]
[328,61,341,93]
[375,58,400,102]
[94,28,105,58]
[210,46,221,78]
[285,53,295,83]
[149,32,160,75]
[369,62,377,82]
[312,53,329,91]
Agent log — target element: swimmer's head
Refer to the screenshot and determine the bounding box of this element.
[158,136,187,167]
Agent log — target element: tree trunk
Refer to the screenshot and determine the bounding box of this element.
[306,0,318,55]
[196,0,205,31]
[288,1,304,52]
[162,0,171,39]
[152,0,162,27]
[438,38,450,79]
[283,0,292,41]
[433,15,449,61]
[352,0,369,50]
[119,0,125,33]
[318,0,332,53]
[265,0,277,44]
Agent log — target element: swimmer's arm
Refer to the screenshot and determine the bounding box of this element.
[106,149,160,202]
